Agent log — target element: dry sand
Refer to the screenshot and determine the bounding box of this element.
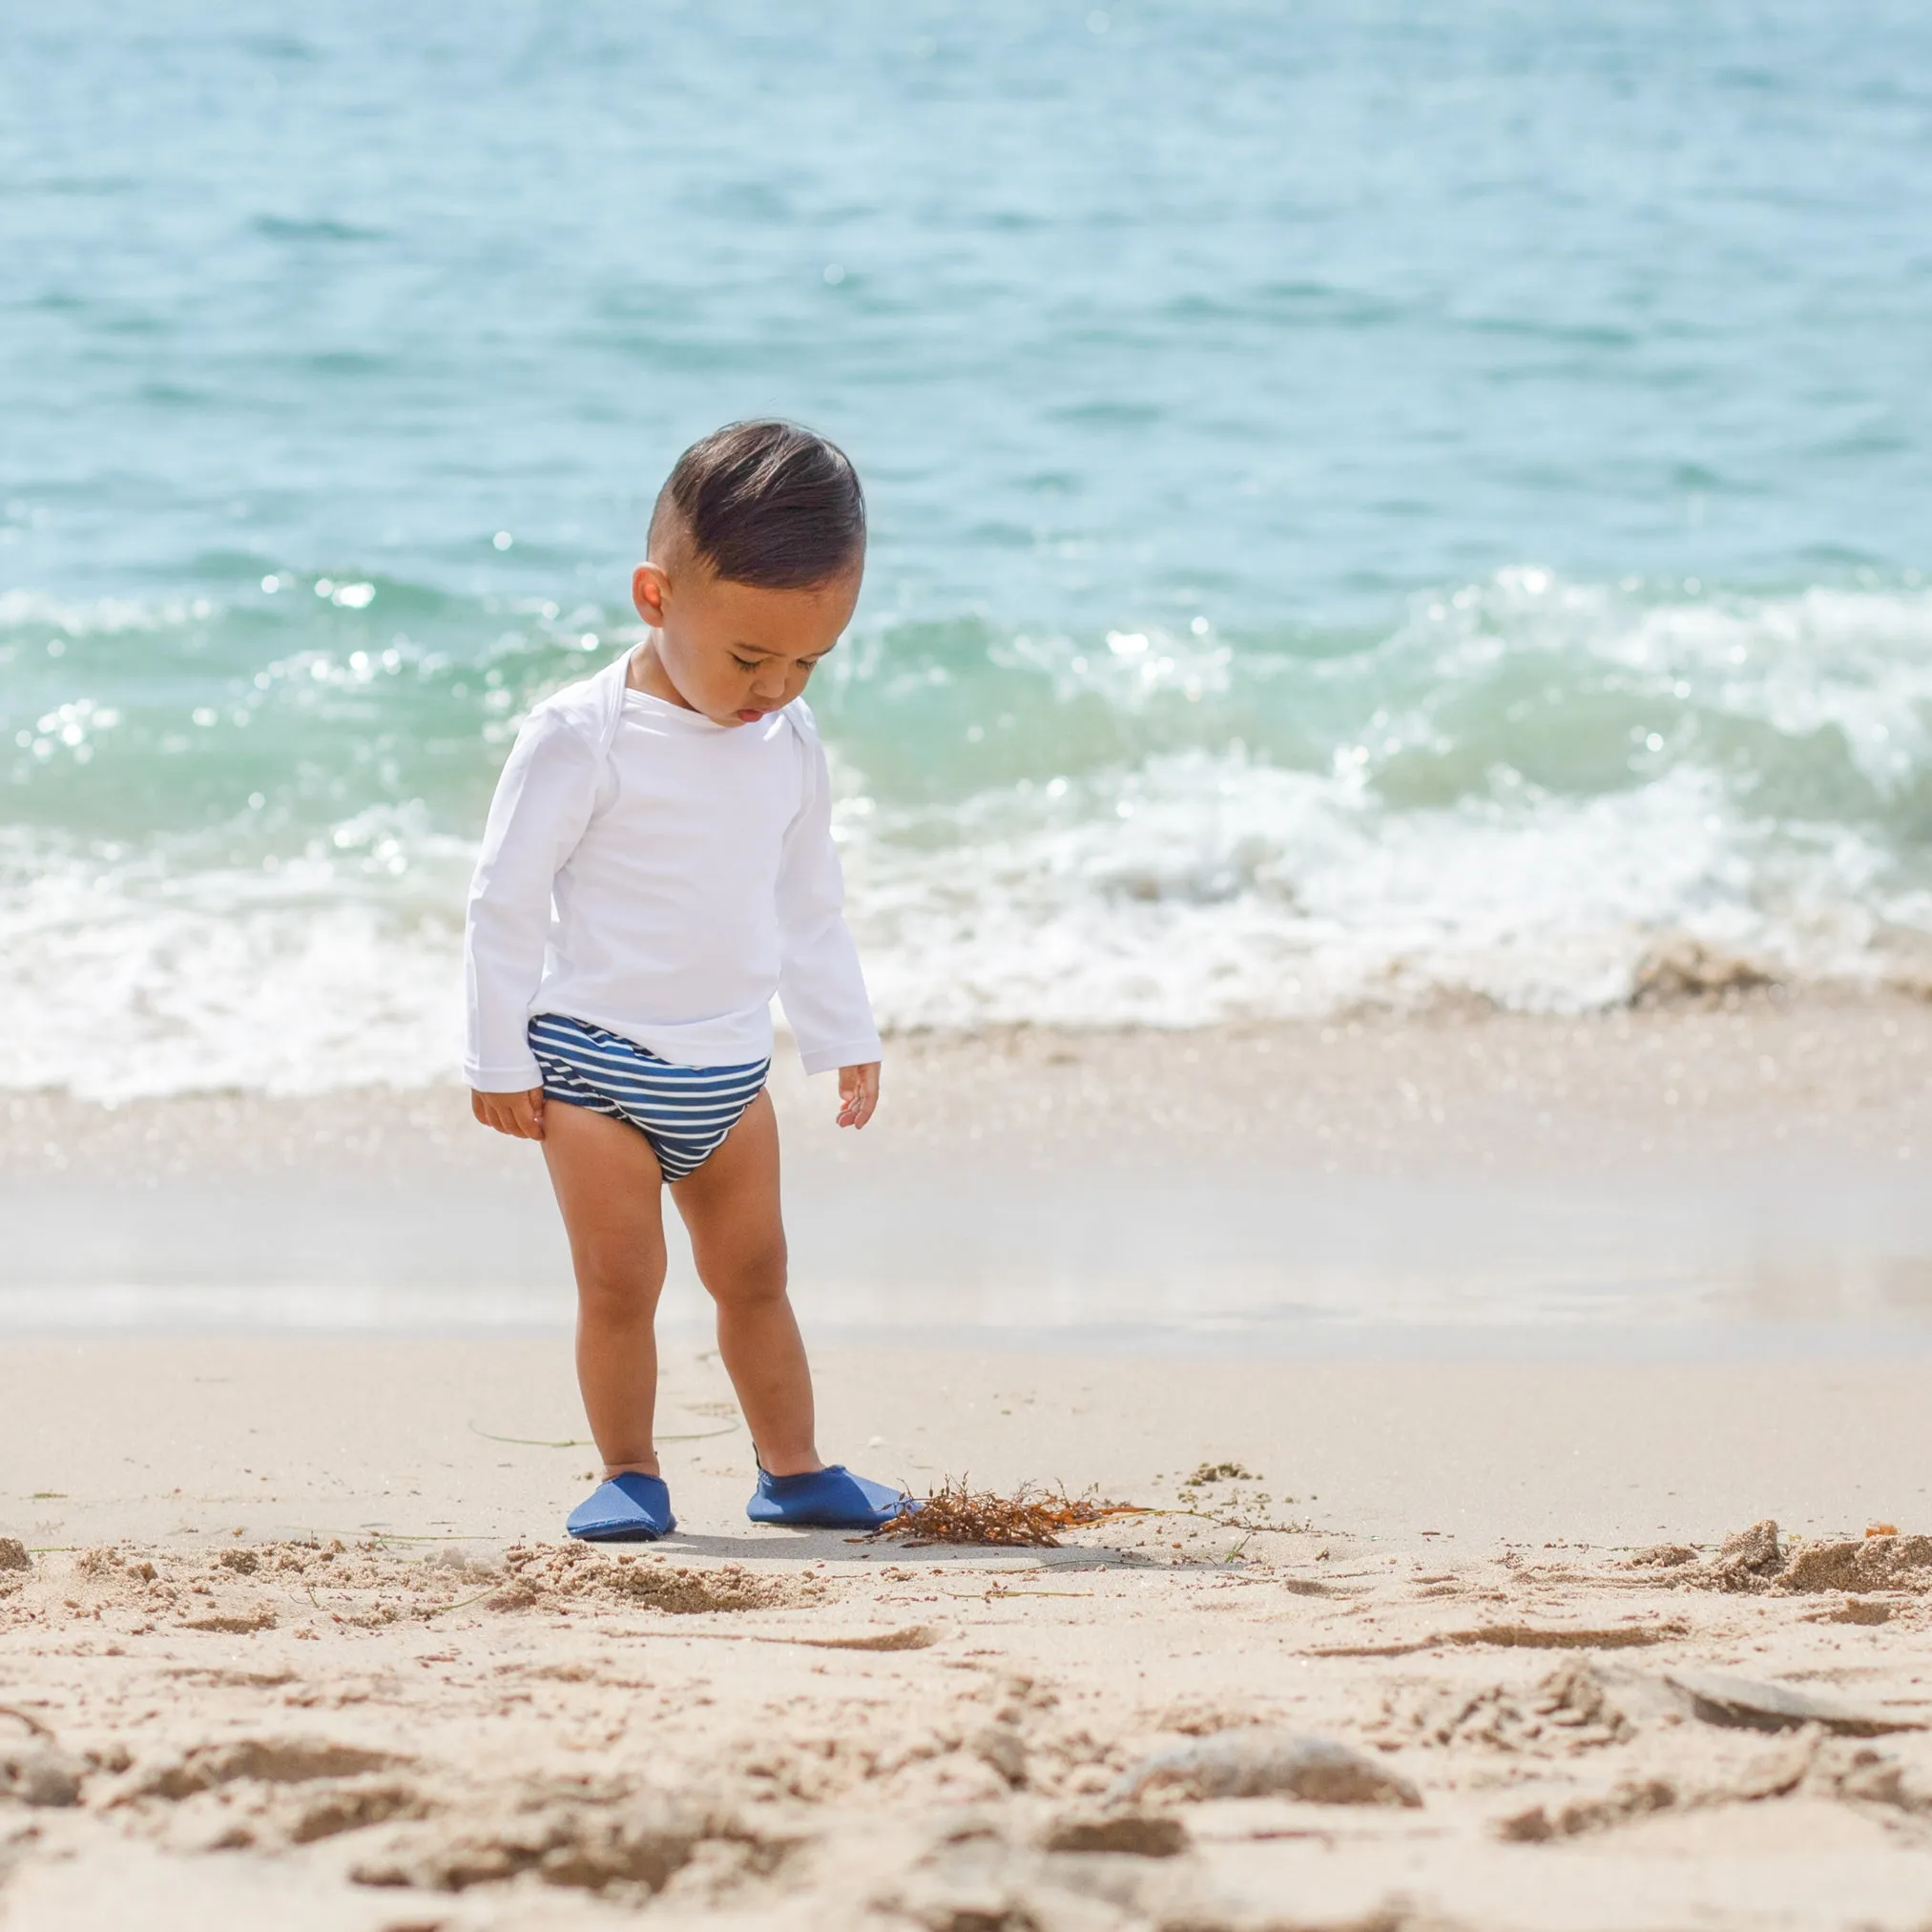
[5,1338,1932,1931]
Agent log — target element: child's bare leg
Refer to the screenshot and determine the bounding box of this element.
[541,1102,668,1479]
[671,1091,821,1477]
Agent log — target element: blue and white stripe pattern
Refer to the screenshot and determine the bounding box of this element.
[528,1013,769,1181]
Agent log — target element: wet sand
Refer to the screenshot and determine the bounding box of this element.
[5,996,1932,1338]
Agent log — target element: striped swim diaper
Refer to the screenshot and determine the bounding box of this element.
[528,1013,770,1182]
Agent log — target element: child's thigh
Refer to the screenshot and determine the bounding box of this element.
[540,1100,667,1267]
[670,1091,785,1283]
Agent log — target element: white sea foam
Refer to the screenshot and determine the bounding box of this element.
[6,578,1932,1098]
[845,755,1911,1031]
[1414,574,1932,787]
[0,832,467,1101]
[1,756,1915,1103]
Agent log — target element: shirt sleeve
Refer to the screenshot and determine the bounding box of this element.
[463,705,604,1091]
[776,717,882,1076]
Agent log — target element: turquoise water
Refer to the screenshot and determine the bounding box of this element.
[5,3,1932,1095]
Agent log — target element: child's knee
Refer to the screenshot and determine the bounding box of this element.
[701,1241,788,1310]
[575,1260,663,1326]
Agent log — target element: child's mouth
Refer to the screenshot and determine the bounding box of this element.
[736,708,765,723]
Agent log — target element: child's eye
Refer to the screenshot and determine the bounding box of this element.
[731,655,760,672]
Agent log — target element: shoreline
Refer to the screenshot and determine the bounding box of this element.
[6,996,1932,1344]
[4,996,1932,1344]
[10,987,1932,1172]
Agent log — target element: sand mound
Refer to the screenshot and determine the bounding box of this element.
[1499,1776,1677,1841]
[0,1539,551,1654]
[1637,1523,1932,1596]
[1,1709,85,1809]
[1109,1732,1422,1808]
[3,1539,834,1642]
[489,1543,831,1615]
[350,1794,758,1898]
[125,1735,406,1802]
[1778,1533,1932,1594]
[1382,1659,1633,1755]
[284,1777,433,1846]
[1040,1811,1190,1857]
[1498,1734,1932,1844]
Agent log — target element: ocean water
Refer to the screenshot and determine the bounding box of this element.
[6,2,1932,1098]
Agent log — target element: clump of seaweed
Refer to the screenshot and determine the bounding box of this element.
[873,1478,1146,1548]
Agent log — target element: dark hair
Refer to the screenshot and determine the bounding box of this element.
[653,420,865,590]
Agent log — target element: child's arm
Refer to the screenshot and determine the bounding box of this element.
[777,715,882,1126]
[464,706,604,1137]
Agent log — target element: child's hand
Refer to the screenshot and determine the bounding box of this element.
[471,1087,547,1139]
[836,1062,880,1130]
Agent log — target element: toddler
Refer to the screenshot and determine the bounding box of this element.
[464,421,910,1541]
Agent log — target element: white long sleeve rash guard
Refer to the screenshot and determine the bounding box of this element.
[463,651,880,1091]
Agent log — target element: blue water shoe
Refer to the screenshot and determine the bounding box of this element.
[746,1465,916,1530]
[567,1471,676,1542]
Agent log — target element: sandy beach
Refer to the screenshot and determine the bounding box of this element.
[4,1336,1932,1931]
[5,1001,1932,1929]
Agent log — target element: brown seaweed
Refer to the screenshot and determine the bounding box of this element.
[873,1478,1147,1548]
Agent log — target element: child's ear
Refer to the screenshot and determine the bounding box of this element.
[631,562,669,627]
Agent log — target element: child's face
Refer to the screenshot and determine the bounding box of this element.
[631,555,861,726]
